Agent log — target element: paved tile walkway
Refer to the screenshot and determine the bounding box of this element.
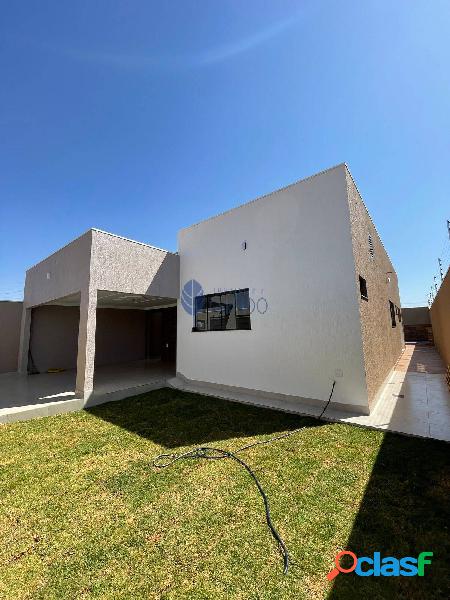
[331,343,450,442]
[171,343,450,442]
[394,342,446,374]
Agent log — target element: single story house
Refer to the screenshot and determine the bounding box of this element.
[14,163,404,416]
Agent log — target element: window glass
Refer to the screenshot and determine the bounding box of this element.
[207,295,223,330]
[193,289,251,332]
[236,290,250,314]
[236,289,251,330]
[195,296,208,331]
[221,292,236,330]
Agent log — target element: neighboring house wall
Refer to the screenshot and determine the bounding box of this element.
[402,307,433,342]
[403,307,431,326]
[346,169,404,409]
[0,301,23,373]
[178,164,369,412]
[431,269,450,367]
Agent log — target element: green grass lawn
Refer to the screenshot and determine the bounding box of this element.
[1,388,449,600]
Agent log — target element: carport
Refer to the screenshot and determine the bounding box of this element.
[9,229,179,420]
[25,290,176,396]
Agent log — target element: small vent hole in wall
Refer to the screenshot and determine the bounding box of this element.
[368,235,374,258]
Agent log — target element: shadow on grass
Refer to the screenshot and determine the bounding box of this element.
[86,387,324,448]
[328,432,450,600]
[87,387,449,598]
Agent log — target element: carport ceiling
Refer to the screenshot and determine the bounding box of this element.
[45,290,176,310]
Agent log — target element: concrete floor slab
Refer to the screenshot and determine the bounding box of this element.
[0,360,174,423]
[1,344,449,442]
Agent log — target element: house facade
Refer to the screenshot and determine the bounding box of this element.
[177,164,403,414]
[15,164,404,415]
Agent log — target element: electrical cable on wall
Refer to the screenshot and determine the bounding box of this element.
[152,379,336,575]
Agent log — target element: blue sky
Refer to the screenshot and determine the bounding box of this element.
[1,1,449,305]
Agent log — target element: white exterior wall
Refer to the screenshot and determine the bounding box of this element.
[177,165,369,410]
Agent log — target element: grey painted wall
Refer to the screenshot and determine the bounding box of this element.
[29,305,149,372]
[90,229,180,299]
[30,305,80,372]
[95,308,146,366]
[403,307,431,326]
[24,231,92,308]
[20,228,180,394]
[0,301,23,373]
[23,229,179,310]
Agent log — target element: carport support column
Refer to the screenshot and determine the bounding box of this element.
[18,306,32,374]
[76,287,97,401]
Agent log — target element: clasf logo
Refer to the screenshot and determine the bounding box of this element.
[327,551,433,580]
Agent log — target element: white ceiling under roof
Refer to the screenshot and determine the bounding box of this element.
[44,290,176,310]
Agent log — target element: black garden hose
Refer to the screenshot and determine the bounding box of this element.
[153,380,336,574]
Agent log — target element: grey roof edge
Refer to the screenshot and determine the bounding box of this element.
[179,162,347,234]
[91,228,178,256]
[26,228,178,273]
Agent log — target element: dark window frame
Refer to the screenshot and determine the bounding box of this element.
[193,288,251,332]
[389,300,396,328]
[359,275,368,301]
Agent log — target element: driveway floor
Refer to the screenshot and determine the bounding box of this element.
[0,360,174,423]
